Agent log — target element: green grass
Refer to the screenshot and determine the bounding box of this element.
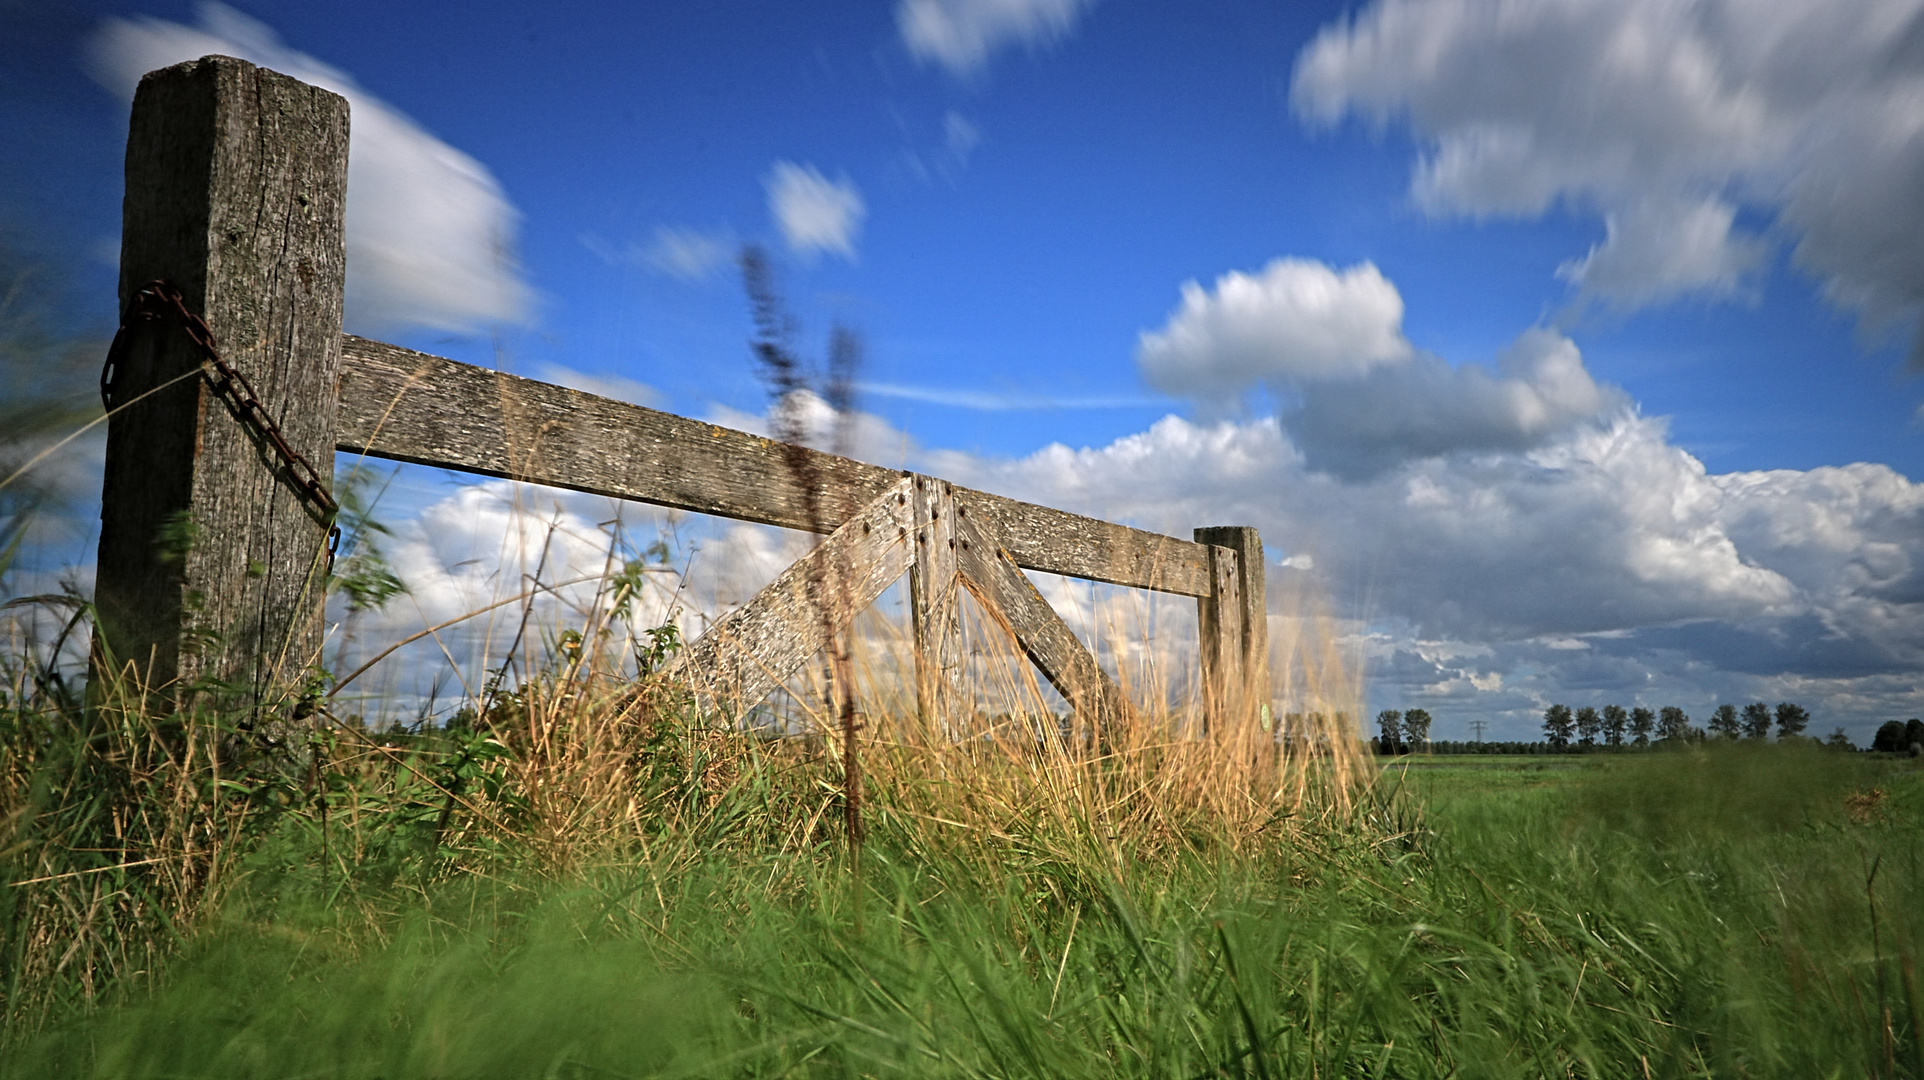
[8,735,1923,1078]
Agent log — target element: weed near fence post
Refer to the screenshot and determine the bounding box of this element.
[91,55,348,722]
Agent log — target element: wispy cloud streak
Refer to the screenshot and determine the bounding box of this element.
[857,381,1163,411]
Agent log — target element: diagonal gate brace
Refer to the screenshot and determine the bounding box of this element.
[952,494,1131,743]
[668,476,915,719]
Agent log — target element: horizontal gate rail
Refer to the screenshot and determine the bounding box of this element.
[337,335,1214,598]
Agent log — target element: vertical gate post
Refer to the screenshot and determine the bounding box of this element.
[1194,526,1268,734]
[92,56,349,717]
[909,475,962,730]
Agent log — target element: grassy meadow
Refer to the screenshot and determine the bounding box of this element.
[3,197,1915,1078]
[5,623,1923,1080]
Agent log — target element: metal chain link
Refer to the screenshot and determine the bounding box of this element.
[102,279,342,573]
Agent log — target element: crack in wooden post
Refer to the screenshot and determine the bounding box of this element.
[666,477,914,720]
[952,494,1130,746]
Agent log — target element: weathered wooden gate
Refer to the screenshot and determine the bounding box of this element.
[90,56,1269,734]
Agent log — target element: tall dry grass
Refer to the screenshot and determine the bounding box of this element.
[1,609,262,1033]
[0,509,1373,1039]
[14,525,1923,1078]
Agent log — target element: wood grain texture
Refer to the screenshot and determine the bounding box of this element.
[909,475,961,726]
[667,478,914,718]
[952,495,1130,739]
[1195,525,1269,730]
[94,56,348,712]
[1193,539,1243,733]
[336,338,1213,597]
[964,495,1207,600]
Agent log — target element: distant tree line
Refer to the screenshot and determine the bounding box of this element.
[1371,709,1431,754]
[1372,700,1890,754]
[1416,740,1620,756]
[1871,719,1924,755]
[1537,701,1835,750]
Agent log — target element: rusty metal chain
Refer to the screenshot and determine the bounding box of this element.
[102,279,342,573]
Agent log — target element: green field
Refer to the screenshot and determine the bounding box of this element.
[7,701,1922,1080]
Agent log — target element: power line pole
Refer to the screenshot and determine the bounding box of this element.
[1469,719,1489,743]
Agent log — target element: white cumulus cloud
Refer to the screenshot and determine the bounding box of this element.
[939,411,1801,642]
[1137,259,1413,401]
[1556,194,1770,305]
[85,3,531,336]
[898,0,1097,76]
[764,162,865,261]
[1286,327,1627,478]
[1293,0,1924,351]
[328,474,850,721]
[1138,258,1623,474]
[934,400,1923,732]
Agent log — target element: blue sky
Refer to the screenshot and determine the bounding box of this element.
[5,0,1923,740]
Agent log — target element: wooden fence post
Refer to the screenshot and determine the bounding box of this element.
[1194,526,1267,733]
[92,56,349,718]
[909,475,961,729]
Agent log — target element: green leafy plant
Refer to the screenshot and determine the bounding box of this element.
[328,466,407,615]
